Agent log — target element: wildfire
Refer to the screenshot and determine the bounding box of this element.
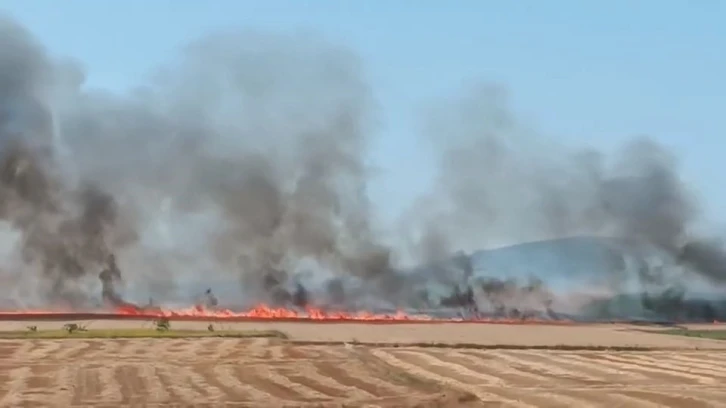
[117,304,435,321]
[0,303,579,324]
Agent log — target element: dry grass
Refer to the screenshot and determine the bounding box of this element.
[0,337,477,407]
[369,346,726,406]
[1,320,725,407]
[0,337,724,407]
[11,320,726,348]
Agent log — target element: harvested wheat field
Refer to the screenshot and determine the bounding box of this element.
[1,321,726,407]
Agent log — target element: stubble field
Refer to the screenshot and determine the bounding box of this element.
[1,321,725,407]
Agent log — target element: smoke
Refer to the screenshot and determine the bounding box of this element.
[0,19,136,307]
[0,17,397,308]
[405,83,726,319]
[409,84,693,252]
[1,15,725,320]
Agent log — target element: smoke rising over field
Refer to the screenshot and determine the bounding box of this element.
[0,16,724,321]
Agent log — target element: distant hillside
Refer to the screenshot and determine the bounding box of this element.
[460,236,655,292]
[471,236,629,277]
[468,236,723,292]
[462,236,726,321]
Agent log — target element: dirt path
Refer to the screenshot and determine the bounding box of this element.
[2,320,725,348]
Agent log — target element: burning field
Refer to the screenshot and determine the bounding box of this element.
[4,22,726,408]
[2,14,726,325]
[2,10,726,408]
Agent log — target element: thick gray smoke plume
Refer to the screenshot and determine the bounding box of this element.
[410,84,696,253]
[0,19,135,307]
[1,16,724,320]
[405,84,726,319]
[0,17,395,309]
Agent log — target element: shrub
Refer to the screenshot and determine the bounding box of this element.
[154,318,171,331]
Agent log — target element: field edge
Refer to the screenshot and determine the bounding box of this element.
[0,328,289,340]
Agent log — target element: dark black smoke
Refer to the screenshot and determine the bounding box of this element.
[679,239,726,283]
[0,142,131,306]
[99,254,124,307]
[1,15,725,321]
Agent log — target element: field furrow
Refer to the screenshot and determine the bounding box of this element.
[1,323,726,407]
[0,339,464,406]
[372,348,726,407]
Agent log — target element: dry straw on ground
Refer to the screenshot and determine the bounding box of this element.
[0,320,725,407]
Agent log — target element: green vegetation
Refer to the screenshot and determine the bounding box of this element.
[660,329,726,340]
[63,323,88,333]
[153,318,171,332]
[0,324,288,340]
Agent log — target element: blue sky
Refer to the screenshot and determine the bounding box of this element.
[2,0,725,227]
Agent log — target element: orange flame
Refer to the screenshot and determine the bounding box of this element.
[0,303,581,324]
[1,304,723,325]
[115,304,435,321]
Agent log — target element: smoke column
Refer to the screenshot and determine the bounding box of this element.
[0,18,395,309]
[1,16,725,320]
[406,83,726,319]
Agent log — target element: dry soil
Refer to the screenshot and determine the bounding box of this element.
[1,320,725,407]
